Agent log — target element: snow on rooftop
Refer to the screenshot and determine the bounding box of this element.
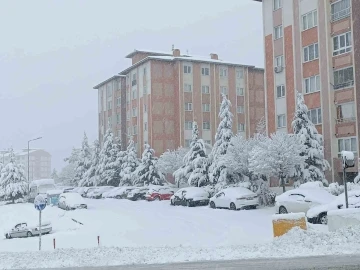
[30,179,55,187]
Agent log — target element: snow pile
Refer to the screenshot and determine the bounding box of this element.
[272,213,305,221]
[2,226,360,269]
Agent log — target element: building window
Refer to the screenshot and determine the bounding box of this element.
[220,86,228,95]
[143,68,146,76]
[274,25,283,40]
[236,69,244,79]
[204,140,211,145]
[184,102,193,111]
[303,43,319,62]
[144,103,147,113]
[220,67,228,77]
[331,0,351,22]
[184,65,192,74]
[133,125,137,135]
[338,137,357,156]
[132,108,137,117]
[128,128,130,136]
[185,121,193,130]
[336,102,355,123]
[304,75,320,93]
[132,89,137,100]
[307,108,322,125]
[116,97,121,107]
[143,85,147,95]
[107,101,112,110]
[202,67,210,76]
[202,103,210,112]
[107,84,113,97]
[116,114,120,124]
[236,87,244,96]
[273,0,282,10]
[185,140,191,148]
[203,121,211,130]
[202,85,210,94]
[276,85,285,98]
[333,67,354,90]
[126,93,130,104]
[238,123,245,132]
[108,116,112,128]
[302,10,317,31]
[275,55,284,68]
[333,32,352,56]
[237,106,244,114]
[277,114,286,128]
[184,83,192,92]
[132,73,137,86]
[144,122,148,131]
[126,113,129,121]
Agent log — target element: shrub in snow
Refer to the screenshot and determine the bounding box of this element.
[326,183,344,196]
[255,116,266,136]
[80,139,101,187]
[292,92,330,186]
[249,132,306,193]
[0,148,28,203]
[133,144,165,186]
[74,132,93,186]
[209,94,234,186]
[157,147,188,175]
[120,139,139,186]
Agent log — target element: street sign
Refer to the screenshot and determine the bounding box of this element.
[34,195,46,211]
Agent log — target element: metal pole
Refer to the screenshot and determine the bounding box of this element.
[344,167,349,209]
[28,141,30,193]
[39,210,42,251]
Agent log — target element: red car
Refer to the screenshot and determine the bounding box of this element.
[145,186,176,201]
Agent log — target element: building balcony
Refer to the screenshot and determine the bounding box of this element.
[333,80,354,90]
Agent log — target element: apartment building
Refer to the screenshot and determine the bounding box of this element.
[1,149,51,181]
[93,75,127,148]
[94,49,264,157]
[255,0,360,183]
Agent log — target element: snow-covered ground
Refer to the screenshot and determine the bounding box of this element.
[1,199,360,269]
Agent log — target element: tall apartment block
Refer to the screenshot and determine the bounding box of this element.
[255,0,360,182]
[94,49,264,157]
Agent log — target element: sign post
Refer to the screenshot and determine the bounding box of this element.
[34,194,46,251]
[341,151,355,209]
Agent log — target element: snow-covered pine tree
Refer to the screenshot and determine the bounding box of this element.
[73,132,92,186]
[209,94,234,188]
[96,128,116,186]
[157,147,188,175]
[0,148,28,203]
[120,138,139,186]
[106,137,122,186]
[80,139,101,187]
[292,92,330,186]
[50,169,59,182]
[256,116,266,135]
[134,144,165,186]
[187,139,209,187]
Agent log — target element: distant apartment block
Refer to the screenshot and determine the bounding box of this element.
[255,0,360,183]
[94,49,265,157]
[1,149,51,181]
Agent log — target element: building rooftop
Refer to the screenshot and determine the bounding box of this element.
[2,149,50,157]
[93,75,125,89]
[125,49,174,58]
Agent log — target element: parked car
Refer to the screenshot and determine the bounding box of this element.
[170,187,210,207]
[209,187,258,210]
[307,189,360,225]
[275,187,336,215]
[87,186,114,199]
[83,187,97,198]
[63,187,75,193]
[145,186,176,201]
[127,187,150,201]
[46,189,63,206]
[29,179,56,203]
[104,186,136,199]
[5,222,52,239]
[58,193,87,210]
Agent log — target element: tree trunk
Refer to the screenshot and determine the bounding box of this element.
[281,176,286,193]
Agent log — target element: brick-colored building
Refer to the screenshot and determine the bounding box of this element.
[255,0,360,183]
[94,49,264,157]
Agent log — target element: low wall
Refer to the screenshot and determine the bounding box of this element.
[272,213,307,237]
[328,208,360,232]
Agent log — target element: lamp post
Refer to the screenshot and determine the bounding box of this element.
[28,137,42,192]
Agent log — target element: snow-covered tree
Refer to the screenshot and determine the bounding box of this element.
[73,132,92,186]
[187,139,209,187]
[292,92,330,186]
[108,137,125,186]
[62,147,80,185]
[209,94,234,187]
[249,132,306,193]
[0,148,27,203]
[120,138,139,186]
[134,144,165,186]
[256,116,267,135]
[157,147,188,175]
[50,169,59,182]
[80,139,100,187]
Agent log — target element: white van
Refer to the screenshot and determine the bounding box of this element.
[29,179,56,202]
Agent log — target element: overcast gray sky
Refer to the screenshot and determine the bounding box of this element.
[0,0,263,171]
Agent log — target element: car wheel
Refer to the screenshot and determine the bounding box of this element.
[279,206,288,214]
[186,200,192,207]
[66,206,70,211]
[318,213,328,225]
[251,205,257,210]
[170,199,174,206]
[115,195,121,199]
[6,233,11,239]
[154,196,161,201]
[210,201,216,209]
[27,232,33,237]
[230,202,237,211]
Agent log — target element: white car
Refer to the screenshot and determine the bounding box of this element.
[103,186,136,199]
[88,186,114,199]
[5,222,52,239]
[209,187,259,210]
[307,189,360,225]
[58,193,87,210]
[275,188,335,215]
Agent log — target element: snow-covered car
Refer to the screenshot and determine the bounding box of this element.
[145,186,177,201]
[104,186,136,199]
[58,193,87,210]
[87,186,114,199]
[4,222,52,239]
[83,187,97,198]
[209,187,259,210]
[170,187,210,207]
[275,187,336,215]
[127,187,150,201]
[307,189,360,225]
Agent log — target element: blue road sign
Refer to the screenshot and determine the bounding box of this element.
[34,195,46,211]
